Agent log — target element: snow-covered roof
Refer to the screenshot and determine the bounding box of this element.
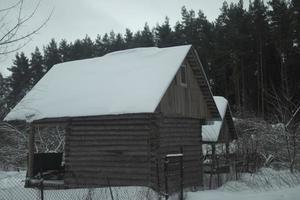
[5,45,194,122]
[202,96,228,142]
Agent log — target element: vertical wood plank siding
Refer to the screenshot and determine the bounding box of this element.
[156,59,209,119]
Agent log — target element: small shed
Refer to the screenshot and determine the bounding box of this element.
[202,96,236,153]
[201,96,237,188]
[4,45,220,192]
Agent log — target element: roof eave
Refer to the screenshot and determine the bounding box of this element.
[186,47,221,120]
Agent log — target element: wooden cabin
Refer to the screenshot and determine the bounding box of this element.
[201,96,237,188]
[4,45,220,192]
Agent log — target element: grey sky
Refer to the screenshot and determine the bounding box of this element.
[0,0,245,76]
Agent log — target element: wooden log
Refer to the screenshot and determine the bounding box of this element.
[66,166,149,174]
[67,140,148,146]
[69,131,149,137]
[67,161,149,168]
[66,154,147,162]
[66,135,149,141]
[65,178,148,187]
[66,151,148,157]
[66,145,149,152]
[70,125,151,132]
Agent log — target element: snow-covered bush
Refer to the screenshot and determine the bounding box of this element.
[0,122,27,168]
[221,167,300,192]
[0,122,65,169]
[234,117,300,172]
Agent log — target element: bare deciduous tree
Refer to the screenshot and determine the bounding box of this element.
[235,83,300,173]
[265,82,300,173]
[0,122,65,168]
[0,122,27,167]
[34,125,65,153]
[0,0,52,55]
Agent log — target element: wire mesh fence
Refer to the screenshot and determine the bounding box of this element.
[43,186,159,200]
[0,170,186,200]
[1,149,256,199]
[0,149,187,200]
[0,171,39,200]
[0,171,159,200]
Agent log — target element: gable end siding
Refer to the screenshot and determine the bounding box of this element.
[156,59,208,119]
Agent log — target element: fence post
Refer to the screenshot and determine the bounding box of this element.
[164,156,169,200]
[156,158,161,193]
[28,125,35,178]
[235,153,238,180]
[40,179,44,200]
[209,143,216,189]
[106,177,114,200]
[217,156,220,187]
[180,147,184,200]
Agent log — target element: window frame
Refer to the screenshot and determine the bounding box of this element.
[180,63,187,87]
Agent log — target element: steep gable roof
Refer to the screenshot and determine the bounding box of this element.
[5,45,219,122]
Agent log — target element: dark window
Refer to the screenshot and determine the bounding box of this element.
[180,64,187,86]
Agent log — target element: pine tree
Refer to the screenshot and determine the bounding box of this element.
[81,35,95,58]
[30,47,45,87]
[59,39,71,62]
[290,0,300,102]
[179,7,214,71]
[156,17,176,47]
[94,35,105,56]
[133,31,143,47]
[180,6,196,44]
[124,28,134,48]
[7,52,32,107]
[212,1,254,112]
[291,0,300,49]
[269,0,292,91]
[69,39,83,60]
[249,0,269,117]
[140,23,155,47]
[102,33,111,54]
[173,22,186,45]
[43,39,61,70]
[0,73,10,119]
[111,33,125,51]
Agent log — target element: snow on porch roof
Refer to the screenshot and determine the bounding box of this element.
[5,45,195,122]
[202,96,228,142]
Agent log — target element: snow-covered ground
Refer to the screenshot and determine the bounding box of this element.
[188,168,300,200]
[187,185,300,200]
[1,168,300,200]
[0,171,158,200]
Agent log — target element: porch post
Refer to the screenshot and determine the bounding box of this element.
[28,124,35,178]
[225,142,230,158]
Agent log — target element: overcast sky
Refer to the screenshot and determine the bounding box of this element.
[0,0,246,76]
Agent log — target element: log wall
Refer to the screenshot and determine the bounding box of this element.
[152,116,203,192]
[63,113,203,192]
[64,113,155,188]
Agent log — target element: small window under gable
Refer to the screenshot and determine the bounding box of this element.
[180,63,187,86]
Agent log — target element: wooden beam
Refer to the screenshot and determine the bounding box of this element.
[27,124,35,178]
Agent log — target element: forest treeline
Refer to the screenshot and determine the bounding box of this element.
[0,0,299,121]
